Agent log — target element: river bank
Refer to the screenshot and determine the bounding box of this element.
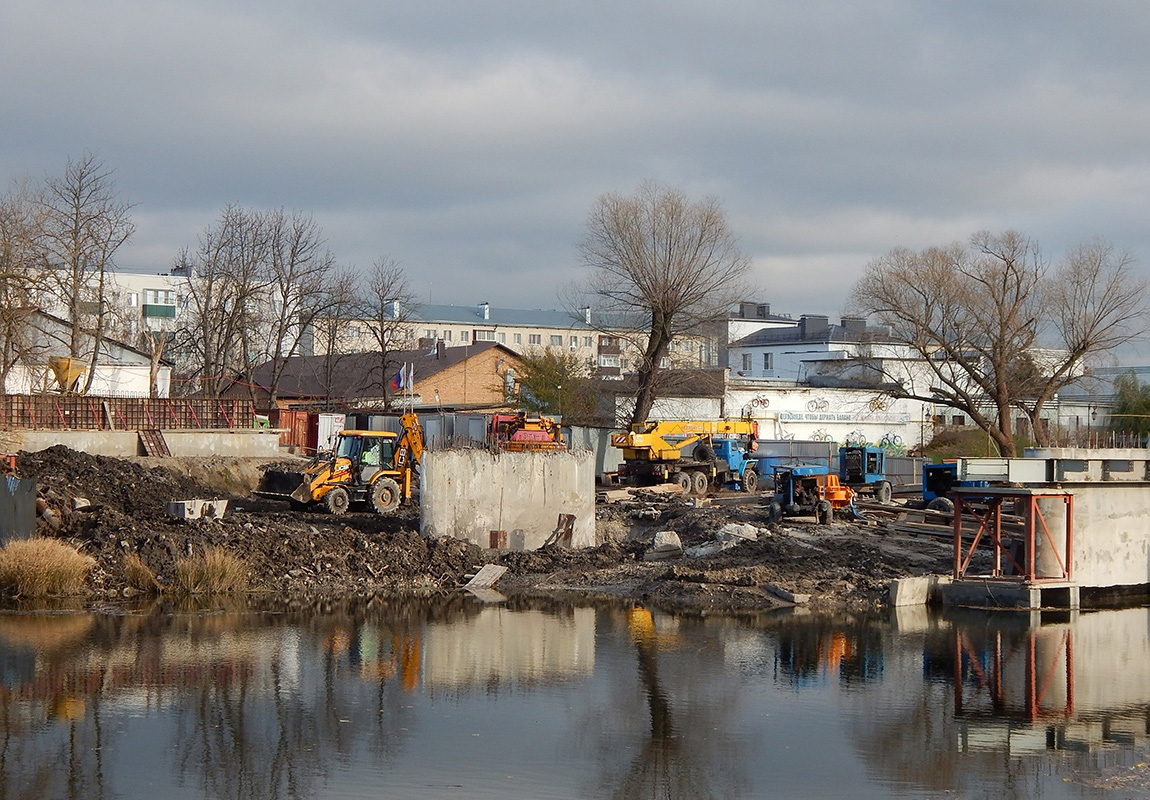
[13,446,958,612]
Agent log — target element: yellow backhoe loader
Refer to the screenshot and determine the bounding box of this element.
[256,413,424,515]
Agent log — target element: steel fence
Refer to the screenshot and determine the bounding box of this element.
[0,395,257,430]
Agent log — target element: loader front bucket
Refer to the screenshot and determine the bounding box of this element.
[254,470,311,503]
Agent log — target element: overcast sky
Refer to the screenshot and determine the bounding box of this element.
[4,1,1149,321]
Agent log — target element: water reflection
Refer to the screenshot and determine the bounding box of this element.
[1,597,1150,798]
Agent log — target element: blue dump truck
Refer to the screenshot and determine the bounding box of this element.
[921,461,991,511]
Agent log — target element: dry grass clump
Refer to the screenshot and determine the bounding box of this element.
[174,548,248,594]
[0,538,94,597]
[123,553,162,594]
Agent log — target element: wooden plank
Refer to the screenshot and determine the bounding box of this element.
[138,429,172,457]
[463,564,508,589]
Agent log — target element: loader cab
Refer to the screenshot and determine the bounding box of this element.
[334,431,398,483]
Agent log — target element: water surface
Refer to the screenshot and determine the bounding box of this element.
[0,596,1146,799]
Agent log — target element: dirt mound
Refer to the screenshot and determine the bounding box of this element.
[14,446,488,597]
[18,446,230,522]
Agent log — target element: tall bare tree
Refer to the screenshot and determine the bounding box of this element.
[254,209,338,406]
[36,153,135,393]
[850,231,1146,456]
[309,269,361,409]
[0,181,47,390]
[356,259,418,409]
[575,181,748,425]
[174,205,270,398]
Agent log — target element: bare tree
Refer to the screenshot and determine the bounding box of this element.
[36,153,135,393]
[850,231,1146,456]
[0,182,47,390]
[309,269,361,409]
[173,205,270,398]
[253,209,339,406]
[356,259,418,409]
[575,181,748,425]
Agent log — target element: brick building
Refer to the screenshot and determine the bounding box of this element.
[231,342,523,410]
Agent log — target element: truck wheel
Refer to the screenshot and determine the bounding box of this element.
[324,486,350,515]
[875,480,892,504]
[371,477,402,514]
[691,470,709,496]
[816,499,833,525]
[927,496,954,514]
[742,469,758,493]
[674,472,692,492]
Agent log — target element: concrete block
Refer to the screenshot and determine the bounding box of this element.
[167,499,229,520]
[645,530,683,560]
[889,576,934,607]
[685,540,738,558]
[763,584,810,605]
[168,500,204,520]
[420,450,595,550]
[716,523,759,542]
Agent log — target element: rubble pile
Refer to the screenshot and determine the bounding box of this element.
[11,446,962,610]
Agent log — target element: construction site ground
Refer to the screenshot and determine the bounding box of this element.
[12,446,970,612]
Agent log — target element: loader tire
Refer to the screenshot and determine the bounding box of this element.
[324,486,350,515]
[371,477,402,514]
[691,470,709,496]
[875,480,892,504]
[927,497,954,514]
[742,469,758,493]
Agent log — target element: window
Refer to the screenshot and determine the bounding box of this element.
[600,336,619,348]
[569,336,578,348]
[460,330,470,342]
[550,335,563,346]
[529,334,541,345]
[582,336,592,347]
[599,354,621,368]
[424,329,437,339]
[513,333,522,345]
[741,353,752,371]
[443,330,453,341]
[128,292,139,308]
[659,356,670,368]
[144,289,175,305]
[497,332,506,344]
[763,353,773,371]
[951,415,965,426]
[475,330,496,342]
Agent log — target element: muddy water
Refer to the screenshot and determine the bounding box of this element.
[0,597,1147,800]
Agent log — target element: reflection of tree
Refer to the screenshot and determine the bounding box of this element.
[599,607,732,800]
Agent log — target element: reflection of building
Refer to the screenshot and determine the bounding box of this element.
[420,607,596,690]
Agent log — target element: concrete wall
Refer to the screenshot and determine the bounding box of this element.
[420,449,595,549]
[6,429,284,458]
[1037,484,1150,588]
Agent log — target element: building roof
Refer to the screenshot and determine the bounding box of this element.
[243,341,518,399]
[413,303,592,330]
[410,302,644,332]
[732,315,894,348]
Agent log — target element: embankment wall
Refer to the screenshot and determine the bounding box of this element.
[4,429,284,458]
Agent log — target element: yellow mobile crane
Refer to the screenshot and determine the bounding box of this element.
[611,418,760,495]
[256,413,424,515]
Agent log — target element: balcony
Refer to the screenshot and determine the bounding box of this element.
[142,304,176,318]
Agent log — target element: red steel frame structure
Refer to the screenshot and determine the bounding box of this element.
[951,487,1074,582]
